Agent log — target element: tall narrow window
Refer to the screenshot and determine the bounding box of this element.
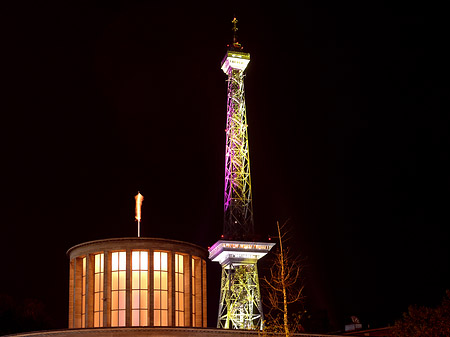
[111,251,126,327]
[132,251,148,326]
[175,254,184,326]
[191,257,196,326]
[81,256,86,328]
[192,256,202,327]
[94,253,104,327]
[153,251,168,326]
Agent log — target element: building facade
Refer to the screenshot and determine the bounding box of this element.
[67,238,207,329]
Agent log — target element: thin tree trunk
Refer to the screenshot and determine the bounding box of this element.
[277,221,289,337]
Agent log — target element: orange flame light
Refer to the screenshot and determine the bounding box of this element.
[135,192,144,221]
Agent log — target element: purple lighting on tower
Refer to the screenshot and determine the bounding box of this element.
[221,18,253,241]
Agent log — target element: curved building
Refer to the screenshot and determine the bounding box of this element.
[67,238,207,329]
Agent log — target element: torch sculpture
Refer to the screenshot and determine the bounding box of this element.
[135,192,144,237]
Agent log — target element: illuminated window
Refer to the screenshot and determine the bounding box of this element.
[111,251,126,327]
[132,251,148,326]
[191,257,196,326]
[191,258,196,326]
[191,256,202,327]
[81,256,86,328]
[153,251,168,326]
[94,253,104,327]
[175,254,184,326]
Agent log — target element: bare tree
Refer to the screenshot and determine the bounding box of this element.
[262,221,305,337]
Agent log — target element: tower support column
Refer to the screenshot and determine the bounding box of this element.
[209,240,274,329]
[217,262,264,329]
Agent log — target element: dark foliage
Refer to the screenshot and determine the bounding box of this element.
[0,294,53,335]
[392,290,450,337]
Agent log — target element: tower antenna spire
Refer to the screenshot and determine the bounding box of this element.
[231,16,242,50]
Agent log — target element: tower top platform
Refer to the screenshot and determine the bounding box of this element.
[209,240,275,266]
[221,50,250,73]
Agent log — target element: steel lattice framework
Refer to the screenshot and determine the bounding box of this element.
[209,241,274,330]
[209,18,274,331]
[218,263,262,329]
[223,64,253,240]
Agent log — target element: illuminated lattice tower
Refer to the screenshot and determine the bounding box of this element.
[209,18,274,330]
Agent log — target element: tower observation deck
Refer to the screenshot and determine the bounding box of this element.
[209,18,274,330]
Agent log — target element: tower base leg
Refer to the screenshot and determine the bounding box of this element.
[217,263,263,330]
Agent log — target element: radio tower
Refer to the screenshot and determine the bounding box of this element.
[209,18,274,330]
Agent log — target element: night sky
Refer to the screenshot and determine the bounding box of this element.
[3,0,450,333]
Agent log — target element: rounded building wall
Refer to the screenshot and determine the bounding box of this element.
[67,238,207,329]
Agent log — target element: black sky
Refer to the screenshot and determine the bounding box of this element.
[2,0,450,332]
